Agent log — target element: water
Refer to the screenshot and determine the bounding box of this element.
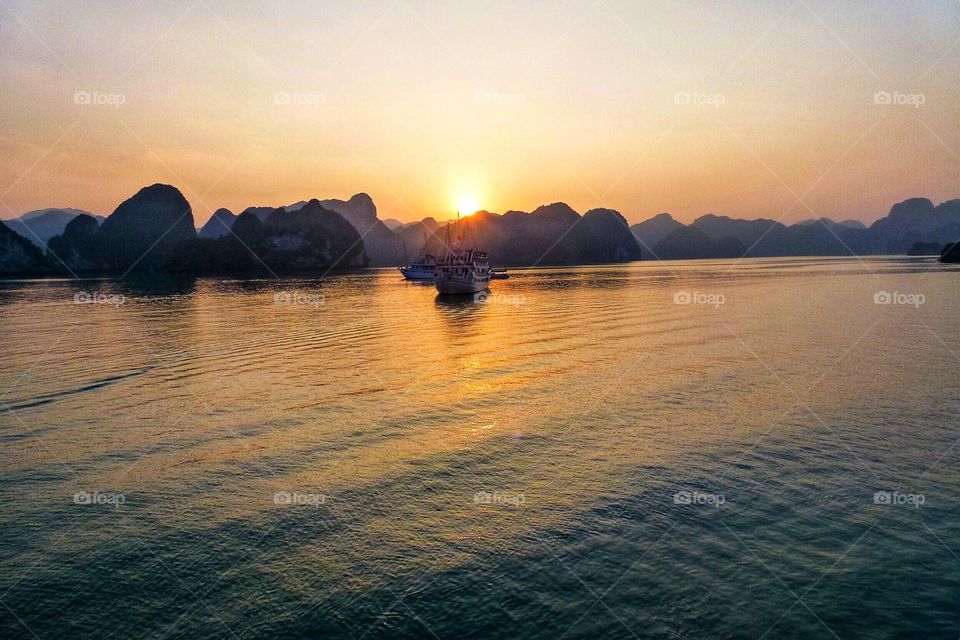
[1,256,958,639]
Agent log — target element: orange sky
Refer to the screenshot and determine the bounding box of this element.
[1,1,958,226]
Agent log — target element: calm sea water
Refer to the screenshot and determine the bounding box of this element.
[1,257,959,639]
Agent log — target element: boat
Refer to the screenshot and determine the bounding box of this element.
[435,248,491,295]
[491,268,509,280]
[399,254,438,280]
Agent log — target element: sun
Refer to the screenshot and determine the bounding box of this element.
[456,195,480,216]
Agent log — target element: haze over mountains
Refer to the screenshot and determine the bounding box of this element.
[2,186,960,275]
[4,209,105,248]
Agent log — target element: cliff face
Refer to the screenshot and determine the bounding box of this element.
[0,220,50,274]
[940,243,960,263]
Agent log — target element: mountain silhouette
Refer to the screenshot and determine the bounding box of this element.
[38,186,365,274]
[422,203,641,266]
[867,198,960,254]
[630,213,684,251]
[7,191,960,274]
[635,198,960,260]
[93,184,197,272]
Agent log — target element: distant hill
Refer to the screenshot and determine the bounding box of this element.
[18,207,98,222]
[198,208,237,239]
[796,217,866,230]
[633,198,960,260]
[4,208,103,248]
[867,198,960,254]
[422,203,642,266]
[396,217,442,257]
[630,213,684,251]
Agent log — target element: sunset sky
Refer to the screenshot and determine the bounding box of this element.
[1,0,958,226]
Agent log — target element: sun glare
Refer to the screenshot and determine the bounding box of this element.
[456,195,480,216]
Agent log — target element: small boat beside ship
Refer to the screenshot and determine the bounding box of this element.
[398,254,437,280]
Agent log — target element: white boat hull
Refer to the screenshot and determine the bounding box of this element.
[399,266,435,281]
[435,276,490,295]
